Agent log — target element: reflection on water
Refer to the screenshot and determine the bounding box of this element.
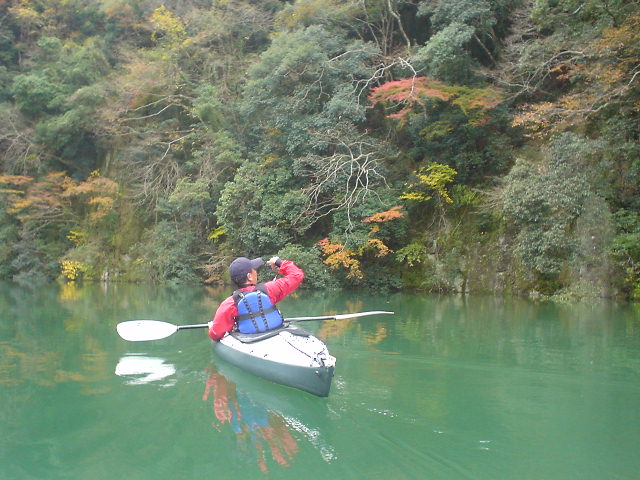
[201,364,338,472]
[115,355,176,386]
[112,352,335,475]
[203,366,299,474]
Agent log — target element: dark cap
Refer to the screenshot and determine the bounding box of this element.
[229,257,264,285]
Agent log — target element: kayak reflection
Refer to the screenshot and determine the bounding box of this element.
[202,365,337,473]
[203,365,298,473]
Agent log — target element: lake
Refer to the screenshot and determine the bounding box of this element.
[1,281,639,479]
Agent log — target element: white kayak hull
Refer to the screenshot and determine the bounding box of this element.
[212,325,336,397]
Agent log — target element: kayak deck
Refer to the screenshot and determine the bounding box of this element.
[213,324,336,397]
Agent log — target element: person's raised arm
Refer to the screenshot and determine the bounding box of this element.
[264,257,304,303]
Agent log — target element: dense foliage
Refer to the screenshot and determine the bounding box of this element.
[0,0,638,299]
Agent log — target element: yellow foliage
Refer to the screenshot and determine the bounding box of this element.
[207,226,226,242]
[60,260,87,281]
[8,4,43,29]
[317,204,402,279]
[263,127,282,137]
[327,250,363,279]
[67,230,87,246]
[150,6,187,48]
[1,172,69,226]
[317,237,344,255]
[88,196,115,208]
[262,154,281,166]
[401,164,457,203]
[63,176,118,197]
[0,189,25,195]
[0,174,33,185]
[7,198,34,214]
[366,238,392,257]
[59,282,82,302]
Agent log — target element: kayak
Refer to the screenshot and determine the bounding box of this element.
[212,324,336,397]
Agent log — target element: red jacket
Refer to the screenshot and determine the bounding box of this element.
[208,260,304,341]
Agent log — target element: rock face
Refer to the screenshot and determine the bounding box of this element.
[413,199,619,299]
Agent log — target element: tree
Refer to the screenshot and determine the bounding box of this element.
[10,36,112,174]
[417,0,500,68]
[509,4,640,135]
[216,162,308,254]
[369,75,502,123]
[317,201,407,288]
[611,209,640,299]
[239,24,379,157]
[294,130,394,229]
[502,133,598,291]
[276,0,413,56]
[368,75,511,181]
[0,104,42,174]
[0,172,73,282]
[411,23,477,83]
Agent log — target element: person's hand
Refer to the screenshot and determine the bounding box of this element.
[266,256,282,271]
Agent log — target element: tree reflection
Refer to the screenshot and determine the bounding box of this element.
[202,366,298,474]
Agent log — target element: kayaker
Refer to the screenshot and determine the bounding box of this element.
[208,256,304,341]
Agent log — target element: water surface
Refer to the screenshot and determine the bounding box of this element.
[1,282,639,479]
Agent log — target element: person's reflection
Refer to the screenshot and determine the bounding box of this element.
[203,366,298,473]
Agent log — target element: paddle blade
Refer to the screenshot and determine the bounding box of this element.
[286,311,395,323]
[116,320,178,341]
[333,311,394,320]
[336,310,394,320]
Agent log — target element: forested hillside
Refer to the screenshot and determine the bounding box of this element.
[0,0,638,299]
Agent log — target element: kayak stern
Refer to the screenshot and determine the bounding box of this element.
[212,327,336,397]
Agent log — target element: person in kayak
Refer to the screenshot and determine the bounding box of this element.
[208,256,304,341]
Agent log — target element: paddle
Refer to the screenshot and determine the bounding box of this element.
[116,311,394,342]
[284,311,394,322]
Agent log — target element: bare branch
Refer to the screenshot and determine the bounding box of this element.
[352,56,417,102]
[126,133,193,207]
[297,135,390,230]
[387,0,411,48]
[120,102,180,122]
[0,107,42,174]
[628,65,640,86]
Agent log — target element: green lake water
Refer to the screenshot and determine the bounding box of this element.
[1,281,640,479]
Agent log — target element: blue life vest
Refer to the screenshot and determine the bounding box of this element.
[233,283,284,334]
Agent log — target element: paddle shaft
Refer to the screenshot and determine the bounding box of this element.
[177,323,209,331]
[173,318,330,332]
[285,315,335,322]
[168,317,349,332]
[179,311,393,329]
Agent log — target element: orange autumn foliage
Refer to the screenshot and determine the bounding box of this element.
[369,76,502,124]
[316,237,363,279]
[317,206,404,279]
[513,13,640,136]
[1,172,67,223]
[62,171,119,224]
[1,170,119,228]
[362,205,404,223]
